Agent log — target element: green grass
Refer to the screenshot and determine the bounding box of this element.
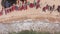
[54,32,60,34]
[9,30,60,34]
[9,30,51,34]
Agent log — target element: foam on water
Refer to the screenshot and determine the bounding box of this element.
[0,19,60,34]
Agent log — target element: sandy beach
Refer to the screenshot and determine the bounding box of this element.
[0,0,60,34]
[0,8,60,23]
[0,0,60,23]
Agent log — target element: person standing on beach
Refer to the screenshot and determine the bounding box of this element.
[1,0,11,15]
[15,0,20,10]
[1,0,6,15]
[5,1,11,8]
[20,0,27,10]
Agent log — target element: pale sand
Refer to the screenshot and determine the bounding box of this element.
[0,8,60,23]
[0,0,60,23]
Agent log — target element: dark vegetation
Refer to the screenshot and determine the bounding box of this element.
[20,0,26,2]
[9,30,60,34]
[1,0,60,13]
[1,0,16,8]
[9,30,51,34]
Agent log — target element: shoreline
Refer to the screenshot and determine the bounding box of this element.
[0,10,60,23]
[0,20,60,34]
